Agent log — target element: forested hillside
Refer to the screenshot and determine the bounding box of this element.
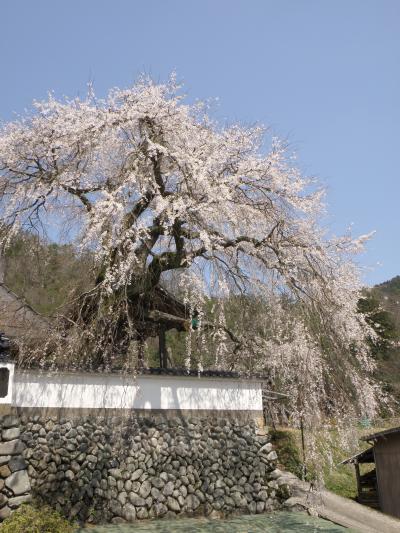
[368,276,400,403]
[375,276,400,325]
[2,234,94,316]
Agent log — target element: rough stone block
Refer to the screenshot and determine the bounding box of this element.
[5,469,31,496]
[153,502,168,516]
[139,480,151,498]
[2,415,19,429]
[167,496,180,512]
[122,503,136,521]
[266,451,278,461]
[0,505,11,520]
[256,500,265,513]
[8,456,27,473]
[185,493,200,510]
[0,465,11,478]
[129,494,146,507]
[269,468,283,479]
[258,442,273,455]
[2,427,21,441]
[8,494,32,508]
[0,439,24,456]
[131,468,143,481]
[111,516,127,524]
[136,507,148,519]
[0,455,11,467]
[109,468,122,479]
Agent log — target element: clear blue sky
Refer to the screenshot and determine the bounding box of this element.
[1,0,399,285]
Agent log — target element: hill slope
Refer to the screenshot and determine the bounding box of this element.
[370,276,400,404]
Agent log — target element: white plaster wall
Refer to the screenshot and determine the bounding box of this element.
[12,371,263,412]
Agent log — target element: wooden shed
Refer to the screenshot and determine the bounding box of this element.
[342,426,400,518]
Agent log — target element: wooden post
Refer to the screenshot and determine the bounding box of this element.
[355,461,361,502]
[300,416,307,481]
[137,338,145,369]
[159,328,167,368]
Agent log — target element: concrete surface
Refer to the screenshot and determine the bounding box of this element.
[279,471,400,533]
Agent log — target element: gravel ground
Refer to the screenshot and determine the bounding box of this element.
[79,511,350,532]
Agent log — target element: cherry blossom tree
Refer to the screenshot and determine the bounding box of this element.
[0,76,382,428]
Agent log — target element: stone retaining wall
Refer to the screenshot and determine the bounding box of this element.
[10,409,288,525]
[0,412,31,520]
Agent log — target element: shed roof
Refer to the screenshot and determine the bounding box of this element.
[361,426,400,442]
[340,447,374,465]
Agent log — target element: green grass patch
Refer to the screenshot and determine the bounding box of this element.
[324,467,357,499]
[1,503,77,533]
[270,428,304,479]
[270,426,358,499]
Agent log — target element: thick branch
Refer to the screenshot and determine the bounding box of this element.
[61,185,96,212]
